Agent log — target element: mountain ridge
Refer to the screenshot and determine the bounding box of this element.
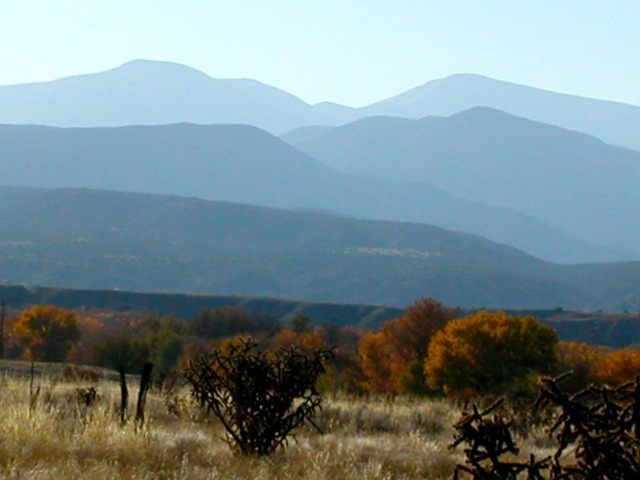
[360,73,640,150]
[0,60,327,133]
[0,186,639,310]
[3,61,640,149]
[290,107,640,256]
[0,121,626,264]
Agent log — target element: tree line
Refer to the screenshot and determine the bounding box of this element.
[3,299,638,398]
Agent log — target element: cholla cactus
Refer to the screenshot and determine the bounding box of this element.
[184,337,333,456]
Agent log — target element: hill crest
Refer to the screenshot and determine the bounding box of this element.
[1,121,628,264]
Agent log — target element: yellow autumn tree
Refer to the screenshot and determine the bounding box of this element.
[556,341,604,392]
[425,311,558,396]
[592,348,640,386]
[359,298,455,394]
[270,330,326,351]
[12,305,81,362]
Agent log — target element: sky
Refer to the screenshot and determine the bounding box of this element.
[1,1,639,107]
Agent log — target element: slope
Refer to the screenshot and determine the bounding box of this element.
[7,62,640,151]
[362,73,640,151]
[0,122,605,263]
[0,187,601,309]
[291,108,640,256]
[0,60,345,134]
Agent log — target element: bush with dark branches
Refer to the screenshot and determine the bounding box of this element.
[184,337,333,456]
[451,373,640,479]
[451,399,550,480]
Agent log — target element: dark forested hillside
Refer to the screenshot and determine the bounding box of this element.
[0,284,403,329]
[0,187,639,310]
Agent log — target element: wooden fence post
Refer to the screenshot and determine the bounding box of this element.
[135,362,154,428]
[119,364,128,424]
[0,300,5,359]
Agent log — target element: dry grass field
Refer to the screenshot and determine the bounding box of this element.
[0,363,556,480]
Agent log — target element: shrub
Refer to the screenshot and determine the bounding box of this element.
[75,386,98,407]
[452,399,551,479]
[452,374,640,479]
[184,337,333,456]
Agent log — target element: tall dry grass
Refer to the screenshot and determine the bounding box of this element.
[0,365,553,479]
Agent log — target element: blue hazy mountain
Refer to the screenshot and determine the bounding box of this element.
[1,186,638,310]
[0,122,625,264]
[3,61,640,150]
[0,60,351,134]
[360,73,640,151]
[289,108,640,257]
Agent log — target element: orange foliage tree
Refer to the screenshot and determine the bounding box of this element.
[269,327,343,391]
[359,298,455,394]
[425,311,558,396]
[66,315,105,364]
[592,348,640,386]
[270,330,326,351]
[556,341,604,392]
[12,305,81,362]
[359,331,397,393]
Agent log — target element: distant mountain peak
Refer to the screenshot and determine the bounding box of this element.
[442,72,501,82]
[3,60,640,149]
[361,72,640,150]
[108,59,216,81]
[420,73,535,91]
[447,106,605,144]
[426,73,494,85]
[0,59,324,133]
[450,105,520,119]
[120,59,183,68]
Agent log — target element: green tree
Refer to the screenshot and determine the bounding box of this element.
[89,315,186,374]
[191,307,277,339]
[425,311,558,396]
[90,335,153,374]
[12,305,80,362]
[289,314,312,333]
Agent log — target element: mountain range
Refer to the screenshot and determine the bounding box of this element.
[359,73,640,152]
[2,60,640,311]
[287,107,640,255]
[0,60,349,134]
[0,121,624,264]
[1,186,639,310]
[2,60,640,152]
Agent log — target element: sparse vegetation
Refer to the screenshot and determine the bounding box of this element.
[0,300,639,478]
[452,373,640,479]
[0,363,469,479]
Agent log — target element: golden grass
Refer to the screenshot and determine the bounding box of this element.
[0,365,553,479]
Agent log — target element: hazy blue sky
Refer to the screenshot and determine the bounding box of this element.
[1,1,638,107]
